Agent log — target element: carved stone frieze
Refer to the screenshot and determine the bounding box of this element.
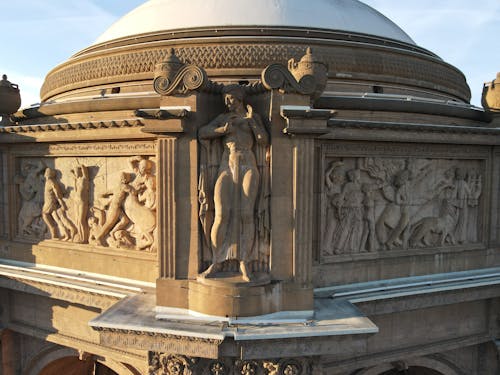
[197,84,271,282]
[148,355,316,375]
[46,141,157,156]
[262,48,327,100]
[95,331,221,359]
[15,155,157,252]
[320,156,483,259]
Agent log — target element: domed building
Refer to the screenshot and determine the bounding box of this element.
[1,1,499,374]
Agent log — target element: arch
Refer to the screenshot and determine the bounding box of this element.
[95,358,141,375]
[22,345,139,375]
[354,355,466,375]
[23,346,79,375]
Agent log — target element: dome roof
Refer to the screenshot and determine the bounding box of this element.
[95,0,415,45]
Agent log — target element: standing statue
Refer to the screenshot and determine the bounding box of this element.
[198,85,270,282]
[42,168,77,241]
[70,164,90,243]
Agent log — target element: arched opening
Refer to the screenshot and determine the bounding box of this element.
[380,367,444,375]
[38,356,118,375]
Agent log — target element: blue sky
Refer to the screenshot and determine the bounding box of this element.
[1,0,499,107]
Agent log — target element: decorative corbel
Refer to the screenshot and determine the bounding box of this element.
[154,49,208,96]
[261,48,328,100]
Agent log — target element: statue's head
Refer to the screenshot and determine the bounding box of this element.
[223,84,245,111]
[455,167,466,180]
[138,158,153,175]
[347,169,361,183]
[120,172,131,184]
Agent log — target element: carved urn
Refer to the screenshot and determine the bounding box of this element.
[481,72,500,112]
[0,74,21,124]
[288,47,328,100]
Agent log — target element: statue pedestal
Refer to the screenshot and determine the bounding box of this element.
[156,278,313,318]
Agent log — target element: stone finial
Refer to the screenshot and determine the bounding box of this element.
[153,48,208,96]
[482,72,500,113]
[261,48,328,100]
[0,73,21,126]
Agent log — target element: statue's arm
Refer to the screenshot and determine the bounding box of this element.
[198,114,227,139]
[248,109,269,145]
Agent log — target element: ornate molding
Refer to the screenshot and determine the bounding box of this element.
[95,329,222,359]
[1,119,144,134]
[45,141,157,155]
[41,42,469,102]
[148,355,317,375]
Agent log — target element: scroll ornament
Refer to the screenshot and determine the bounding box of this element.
[154,48,208,96]
[261,47,328,100]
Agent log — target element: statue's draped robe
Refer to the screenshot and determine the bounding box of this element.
[198,115,270,269]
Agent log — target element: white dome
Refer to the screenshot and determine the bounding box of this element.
[95,0,415,45]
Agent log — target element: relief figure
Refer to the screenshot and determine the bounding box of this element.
[322,162,345,254]
[42,168,77,241]
[329,169,364,254]
[94,172,133,246]
[89,159,157,251]
[16,161,45,236]
[70,164,89,243]
[198,84,270,282]
[451,167,482,243]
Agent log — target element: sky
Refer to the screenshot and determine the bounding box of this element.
[0,0,499,108]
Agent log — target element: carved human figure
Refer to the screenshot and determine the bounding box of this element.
[360,181,382,252]
[70,164,90,243]
[15,161,44,236]
[126,156,157,250]
[322,162,345,254]
[198,84,269,281]
[94,172,133,246]
[452,167,482,243]
[330,169,365,254]
[384,168,411,249]
[129,156,157,210]
[42,168,77,240]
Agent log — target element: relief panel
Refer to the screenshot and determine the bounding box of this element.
[15,155,157,252]
[319,148,485,263]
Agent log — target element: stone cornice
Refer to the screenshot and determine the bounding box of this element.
[0,119,144,134]
[0,261,149,309]
[320,119,500,145]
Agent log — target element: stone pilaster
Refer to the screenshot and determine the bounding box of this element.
[158,137,177,279]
